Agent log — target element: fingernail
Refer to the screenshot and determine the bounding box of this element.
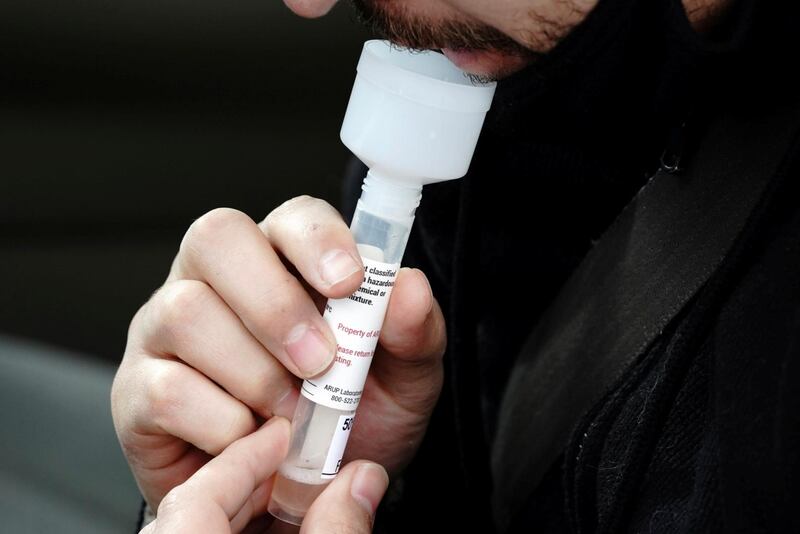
[284,323,334,377]
[350,463,389,518]
[319,249,361,287]
[273,386,299,419]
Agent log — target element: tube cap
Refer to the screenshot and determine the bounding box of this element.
[340,40,497,185]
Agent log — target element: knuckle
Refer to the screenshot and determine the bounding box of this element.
[154,280,213,343]
[234,372,266,410]
[240,367,283,412]
[264,195,335,237]
[126,303,148,342]
[262,286,297,316]
[145,364,184,430]
[125,298,161,356]
[274,194,322,215]
[182,207,250,255]
[157,485,186,517]
[246,287,298,334]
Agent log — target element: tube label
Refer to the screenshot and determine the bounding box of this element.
[301,255,399,411]
[321,414,356,479]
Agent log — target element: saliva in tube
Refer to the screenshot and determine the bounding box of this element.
[268,398,352,524]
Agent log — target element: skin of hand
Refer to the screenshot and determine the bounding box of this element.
[140,417,389,534]
[111,198,446,511]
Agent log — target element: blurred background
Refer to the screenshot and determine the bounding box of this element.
[0,0,370,531]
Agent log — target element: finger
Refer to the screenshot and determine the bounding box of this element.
[153,418,291,534]
[371,268,446,407]
[130,357,257,457]
[301,461,388,534]
[260,195,364,298]
[140,279,299,419]
[169,207,336,378]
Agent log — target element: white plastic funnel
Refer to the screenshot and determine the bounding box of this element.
[341,40,497,186]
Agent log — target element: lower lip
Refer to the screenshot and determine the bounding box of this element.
[441,47,484,71]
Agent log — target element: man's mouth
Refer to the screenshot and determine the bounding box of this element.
[349,0,535,79]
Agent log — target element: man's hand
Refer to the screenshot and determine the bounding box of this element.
[141,417,389,534]
[111,197,446,510]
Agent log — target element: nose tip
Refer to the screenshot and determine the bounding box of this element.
[283,0,339,18]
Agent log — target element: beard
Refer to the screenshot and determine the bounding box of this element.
[349,0,536,57]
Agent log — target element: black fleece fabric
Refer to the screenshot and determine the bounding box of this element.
[338,0,800,532]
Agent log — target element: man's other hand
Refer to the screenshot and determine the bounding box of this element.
[140,417,389,534]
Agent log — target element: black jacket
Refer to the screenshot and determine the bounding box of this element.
[347,0,800,532]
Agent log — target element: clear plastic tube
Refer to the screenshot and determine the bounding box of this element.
[267,175,421,525]
[266,37,495,526]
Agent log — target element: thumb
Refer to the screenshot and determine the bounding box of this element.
[301,461,389,534]
[370,268,446,408]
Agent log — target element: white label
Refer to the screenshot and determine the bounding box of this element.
[301,254,399,411]
[320,414,356,479]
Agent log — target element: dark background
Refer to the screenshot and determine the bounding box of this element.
[1,0,371,363]
[0,2,371,531]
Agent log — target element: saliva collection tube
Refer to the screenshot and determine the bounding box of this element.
[267,40,496,526]
[268,176,419,524]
